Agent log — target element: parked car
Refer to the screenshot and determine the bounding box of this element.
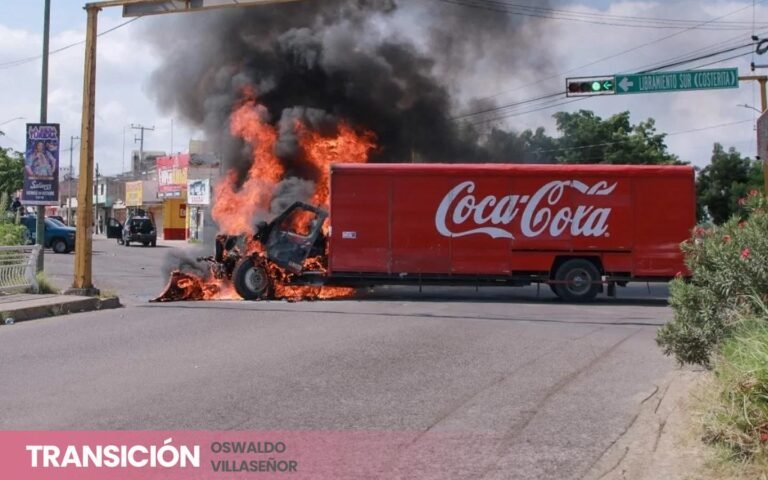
[47,215,65,224]
[107,216,157,247]
[19,216,76,254]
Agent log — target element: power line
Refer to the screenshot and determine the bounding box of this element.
[628,29,767,73]
[468,1,762,103]
[439,0,767,28]
[641,42,755,72]
[0,17,140,70]
[451,92,563,120]
[688,50,755,69]
[468,98,587,125]
[456,40,759,123]
[436,0,768,30]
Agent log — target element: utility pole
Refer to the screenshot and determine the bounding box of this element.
[131,124,154,175]
[742,75,768,194]
[68,136,79,226]
[68,3,99,296]
[36,0,51,273]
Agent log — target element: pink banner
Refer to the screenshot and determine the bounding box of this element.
[0,430,501,479]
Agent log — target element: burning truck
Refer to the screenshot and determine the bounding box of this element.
[155,162,696,303]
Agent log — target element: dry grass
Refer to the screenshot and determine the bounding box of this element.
[32,272,60,294]
[692,319,768,478]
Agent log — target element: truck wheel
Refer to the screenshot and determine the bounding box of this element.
[51,238,67,254]
[553,259,601,302]
[233,258,272,300]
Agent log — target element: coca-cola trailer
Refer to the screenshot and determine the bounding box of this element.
[229,163,696,301]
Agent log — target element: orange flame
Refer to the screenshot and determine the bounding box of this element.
[163,87,377,302]
[298,120,377,207]
[212,93,283,236]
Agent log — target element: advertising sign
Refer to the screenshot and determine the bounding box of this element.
[125,181,143,207]
[157,154,189,199]
[187,178,211,205]
[22,123,60,206]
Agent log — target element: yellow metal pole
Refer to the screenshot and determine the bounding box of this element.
[70,5,100,295]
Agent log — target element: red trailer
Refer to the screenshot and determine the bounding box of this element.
[225,164,695,302]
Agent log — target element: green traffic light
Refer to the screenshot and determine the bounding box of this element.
[591,81,601,91]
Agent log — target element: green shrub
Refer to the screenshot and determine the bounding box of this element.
[0,192,27,246]
[701,318,768,465]
[0,223,27,246]
[657,191,768,367]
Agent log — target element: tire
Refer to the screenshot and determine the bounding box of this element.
[143,241,149,247]
[124,240,130,247]
[51,238,68,254]
[150,240,156,247]
[232,257,272,300]
[553,258,601,302]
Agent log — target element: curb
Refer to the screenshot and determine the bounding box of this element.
[1,296,122,324]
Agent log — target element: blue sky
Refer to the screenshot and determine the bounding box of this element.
[0,1,765,175]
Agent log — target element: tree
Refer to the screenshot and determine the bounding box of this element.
[0,141,24,198]
[552,110,680,165]
[695,143,762,224]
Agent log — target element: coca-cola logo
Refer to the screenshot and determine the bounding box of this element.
[435,180,617,239]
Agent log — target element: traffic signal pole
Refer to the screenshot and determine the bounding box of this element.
[739,75,768,112]
[68,4,100,296]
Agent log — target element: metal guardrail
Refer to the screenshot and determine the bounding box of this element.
[0,245,40,293]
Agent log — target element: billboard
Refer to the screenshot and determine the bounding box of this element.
[125,181,143,207]
[187,178,211,205]
[157,154,189,199]
[22,123,60,206]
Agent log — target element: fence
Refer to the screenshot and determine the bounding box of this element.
[0,245,40,293]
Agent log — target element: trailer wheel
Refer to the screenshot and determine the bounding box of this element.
[553,259,601,302]
[232,257,272,300]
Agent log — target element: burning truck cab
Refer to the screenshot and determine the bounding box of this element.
[155,163,696,303]
[218,202,330,300]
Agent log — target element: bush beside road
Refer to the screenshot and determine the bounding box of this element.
[655,190,768,477]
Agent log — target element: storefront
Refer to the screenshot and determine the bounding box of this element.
[157,154,189,240]
[187,178,211,241]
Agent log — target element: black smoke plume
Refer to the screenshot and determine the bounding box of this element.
[145,0,552,181]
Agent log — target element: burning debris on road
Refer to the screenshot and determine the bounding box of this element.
[153,205,356,303]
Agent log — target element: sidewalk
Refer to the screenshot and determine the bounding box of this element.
[0,293,121,325]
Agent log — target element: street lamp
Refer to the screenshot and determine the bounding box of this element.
[0,116,25,127]
[737,104,763,114]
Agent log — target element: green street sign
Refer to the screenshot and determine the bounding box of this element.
[614,68,739,95]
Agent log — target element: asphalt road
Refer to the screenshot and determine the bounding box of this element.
[0,239,678,479]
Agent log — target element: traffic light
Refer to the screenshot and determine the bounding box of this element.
[565,76,616,97]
